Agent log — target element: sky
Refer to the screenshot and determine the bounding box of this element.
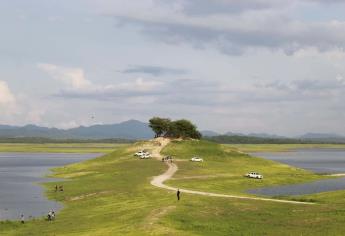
[1,0,345,136]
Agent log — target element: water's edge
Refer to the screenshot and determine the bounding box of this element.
[247,149,345,196]
[0,153,102,221]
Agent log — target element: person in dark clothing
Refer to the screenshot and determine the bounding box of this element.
[59,185,64,192]
[177,189,181,201]
[55,185,58,192]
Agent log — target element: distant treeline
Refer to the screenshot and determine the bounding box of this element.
[204,135,345,144]
[0,137,136,144]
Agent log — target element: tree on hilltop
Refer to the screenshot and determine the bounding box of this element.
[149,117,171,138]
[149,117,201,139]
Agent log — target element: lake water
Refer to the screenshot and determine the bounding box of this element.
[248,177,345,196]
[248,149,345,196]
[0,153,100,221]
[252,148,345,174]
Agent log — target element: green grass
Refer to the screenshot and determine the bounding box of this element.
[228,143,345,153]
[2,140,345,235]
[0,143,126,153]
[163,140,329,195]
[0,143,173,235]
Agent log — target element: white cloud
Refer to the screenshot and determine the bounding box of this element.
[2,1,345,135]
[0,80,16,106]
[38,63,163,100]
[102,0,345,55]
[336,74,345,85]
[294,47,345,60]
[105,77,162,92]
[56,120,81,129]
[26,109,45,124]
[0,81,22,124]
[37,63,92,89]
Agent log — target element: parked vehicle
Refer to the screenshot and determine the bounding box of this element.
[190,157,203,162]
[245,172,263,179]
[140,153,151,159]
[134,150,146,156]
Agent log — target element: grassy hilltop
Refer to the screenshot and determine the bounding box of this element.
[2,140,345,235]
[164,140,328,196]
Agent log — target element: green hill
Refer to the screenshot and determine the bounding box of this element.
[2,140,345,235]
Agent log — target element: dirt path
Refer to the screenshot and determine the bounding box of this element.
[150,138,315,205]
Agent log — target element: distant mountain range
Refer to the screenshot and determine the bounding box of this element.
[201,131,287,138]
[298,133,345,139]
[0,120,154,140]
[0,121,344,143]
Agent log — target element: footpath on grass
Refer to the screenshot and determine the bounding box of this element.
[150,138,315,205]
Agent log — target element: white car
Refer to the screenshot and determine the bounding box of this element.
[245,172,263,179]
[191,157,203,162]
[140,153,151,159]
[134,150,146,156]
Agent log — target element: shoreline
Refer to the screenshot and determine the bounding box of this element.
[0,152,102,222]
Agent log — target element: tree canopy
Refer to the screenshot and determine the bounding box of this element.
[149,117,201,139]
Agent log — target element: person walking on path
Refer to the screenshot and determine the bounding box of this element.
[177,189,181,201]
[20,214,25,224]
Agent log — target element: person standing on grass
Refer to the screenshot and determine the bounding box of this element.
[20,214,25,224]
[177,189,181,201]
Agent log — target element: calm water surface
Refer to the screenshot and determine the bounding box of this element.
[0,153,100,220]
[248,148,345,196]
[253,148,345,173]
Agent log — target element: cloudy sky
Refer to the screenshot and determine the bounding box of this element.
[1,0,345,136]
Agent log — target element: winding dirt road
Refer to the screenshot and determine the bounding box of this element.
[150,138,315,205]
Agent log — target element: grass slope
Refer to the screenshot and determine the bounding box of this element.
[2,140,345,235]
[0,143,126,153]
[163,140,328,195]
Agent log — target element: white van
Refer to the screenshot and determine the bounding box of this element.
[245,172,263,179]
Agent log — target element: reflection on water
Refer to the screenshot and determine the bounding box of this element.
[0,153,100,220]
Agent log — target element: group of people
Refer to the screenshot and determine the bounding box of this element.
[18,167,181,225]
[55,185,64,192]
[47,210,56,221]
[162,156,173,163]
[19,210,56,224]
[18,185,62,224]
